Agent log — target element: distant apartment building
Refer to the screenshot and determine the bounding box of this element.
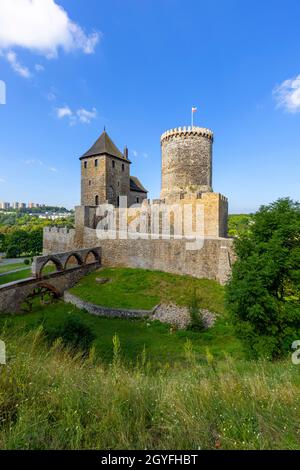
[0,202,10,210]
[12,202,26,209]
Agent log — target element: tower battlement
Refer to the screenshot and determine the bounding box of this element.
[161,126,214,143]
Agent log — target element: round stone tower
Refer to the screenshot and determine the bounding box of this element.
[160,126,214,202]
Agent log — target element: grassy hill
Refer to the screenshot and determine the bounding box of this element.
[70,267,225,312]
[0,265,297,449]
[0,327,298,450]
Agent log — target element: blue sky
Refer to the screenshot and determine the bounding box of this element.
[0,0,299,213]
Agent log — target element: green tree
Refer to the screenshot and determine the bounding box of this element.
[226,198,300,359]
[5,230,29,257]
[27,229,43,256]
[0,233,5,252]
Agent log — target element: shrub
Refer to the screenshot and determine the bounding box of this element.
[44,316,95,353]
[226,198,300,359]
[5,245,19,258]
[187,291,205,331]
[23,259,30,266]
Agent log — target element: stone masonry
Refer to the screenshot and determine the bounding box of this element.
[43,123,233,284]
[161,126,213,200]
[0,248,101,314]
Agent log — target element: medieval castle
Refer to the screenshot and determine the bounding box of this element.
[44,125,234,284]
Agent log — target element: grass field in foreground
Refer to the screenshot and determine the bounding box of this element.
[0,327,298,450]
[70,267,225,312]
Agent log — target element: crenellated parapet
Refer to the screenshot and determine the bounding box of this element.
[161,126,214,144]
[44,227,74,234]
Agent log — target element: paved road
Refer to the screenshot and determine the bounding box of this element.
[0,267,30,277]
[0,254,28,265]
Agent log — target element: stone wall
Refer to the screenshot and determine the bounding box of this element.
[81,155,107,206]
[129,190,148,206]
[106,156,131,206]
[161,127,213,201]
[64,291,157,318]
[44,227,77,253]
[0,263,99,314]
[44,226,234,285]
[81,154,132,207]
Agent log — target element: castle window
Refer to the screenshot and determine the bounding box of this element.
[136,197,140,203]
[180,193,185,200]
[95,159,98,167]
[89,180,91,186]
[84,161,87,169]
[122,163,125,171]
[112,160,115,168]
[117,181,120,187]
[95,195,99,206]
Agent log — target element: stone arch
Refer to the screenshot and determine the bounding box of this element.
[39,256,63,277]
[64,252,83,270]
[21,282,61,313]
[84,249,100,264]
[36,282,61,297]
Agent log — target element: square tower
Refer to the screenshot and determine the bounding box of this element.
[80,130,131,207]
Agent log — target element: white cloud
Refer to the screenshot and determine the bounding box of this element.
[273,75,300,113]
[5,50,31,78]
[0,0,100,58]
[131,150,149,159]
[55,105,97,124]
[23,159,58,173]
[56,106,72,119]
[24,159,43,166]
[35,64,45,72]
[46,90,57,101]
[77,107,97,123]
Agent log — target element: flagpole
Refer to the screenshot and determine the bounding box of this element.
[191,108,193,128]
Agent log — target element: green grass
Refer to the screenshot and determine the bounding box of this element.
[0,262,27,274]
[70,267,225,312]
[0,262,58,285]
[0,267,295,449]
[0,268,32,285]
[0,298,243,364]
[0,327,298,449]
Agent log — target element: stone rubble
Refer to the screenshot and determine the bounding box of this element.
[152,303,216,330]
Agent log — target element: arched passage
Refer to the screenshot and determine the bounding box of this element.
[84,249,100,264]
[64,253,83,270]
[39,256,63,277]
[21,283,60,313]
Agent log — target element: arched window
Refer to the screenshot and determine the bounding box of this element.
[95,195,99,206]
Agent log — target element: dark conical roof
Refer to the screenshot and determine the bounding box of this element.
[80,130,130,161]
